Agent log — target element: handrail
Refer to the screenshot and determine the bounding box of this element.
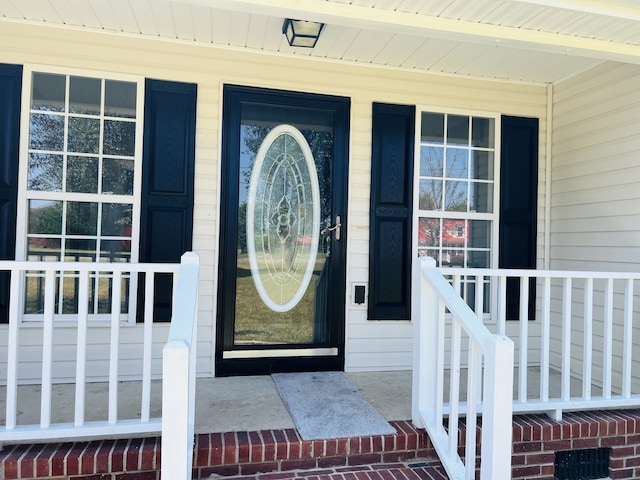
[160,252,200,480]
[412,257,514,480]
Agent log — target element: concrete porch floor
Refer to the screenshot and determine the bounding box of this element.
[0,371,413,435]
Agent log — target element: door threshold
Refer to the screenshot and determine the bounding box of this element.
[223,347,338,359]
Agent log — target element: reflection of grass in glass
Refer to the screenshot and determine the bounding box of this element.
[234,254,326,345]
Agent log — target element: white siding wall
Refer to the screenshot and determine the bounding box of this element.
[0,22,548,378]
[551,62,640,390]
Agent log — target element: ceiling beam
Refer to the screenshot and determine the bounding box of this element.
[170,0,640,65]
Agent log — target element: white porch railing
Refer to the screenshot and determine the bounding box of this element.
[438,265,640,421]
[412,257,514,480]
[0,252,199,445]
[160,252,199,479]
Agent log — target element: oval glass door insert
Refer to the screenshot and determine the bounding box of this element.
[246,124,320,312]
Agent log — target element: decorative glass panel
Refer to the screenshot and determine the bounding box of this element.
[246,125,320,312]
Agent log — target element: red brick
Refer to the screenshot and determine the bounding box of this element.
[512,465,541,478]
[223,431,237,464]
[261,430,277,462]
[513,441,541,453]
[73,474,113,480]
[301,439,314,458]
[313,439,325,458]
[572,438,598,449]
[52,443,74,476]
[280,458,317,471]
[115,471,157,480]
[237,431,250,463]
[543,439,571,451]
[194,433,210,466]
[525,452,555,465]
[601,436,628,447]
[208,433,223,465]
[318,456,347,468]
[285,429,301,459]
[240,461,279,475]
[65,444,86,476]
[125,438,142,471]
[273,430,288,460]
[110,439,128,472]
[140,438,156,471]
[348,453,382,466]
[381,451,416,463]
[80,442,100,475]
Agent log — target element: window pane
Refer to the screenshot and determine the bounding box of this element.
[468,251,490,268]
[447,115,469,145]
[28,153,63,191]
[105,80,136,118]
[445,148,468,178]
[421,113,444,143]
[68,117,100,154]
[66,239,97,261]
[471,151,494,180]
[418,217,440,247]
[101,203,132,236]
[102,158,134,195]
[66,156,99,193]
[443,249,464,267]
[101,239,131,262]
[420,146,443,176]
[32,73,65,112]
[28,200,62,234]
[30,113,64,151]
[27,237,61,261]
[103,120,135,156]
[444,180,467,211]
[472,117,494,148]
[66,201,98,235]
[69,76,101,115]
[470,182,493,213]
[469,220,491,248]
[419,179,442,210]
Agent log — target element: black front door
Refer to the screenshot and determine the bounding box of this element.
[216,85,350,376]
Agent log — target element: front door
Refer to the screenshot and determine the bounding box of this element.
[216,85,350,375]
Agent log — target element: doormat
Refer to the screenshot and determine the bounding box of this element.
[272,371,396,440]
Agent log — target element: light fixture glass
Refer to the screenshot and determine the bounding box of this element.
[282,19,324,48]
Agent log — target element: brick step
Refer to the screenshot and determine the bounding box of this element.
[0,421,438,480]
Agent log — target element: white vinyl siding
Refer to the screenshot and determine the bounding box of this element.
[551,61,640,391]
[0,21,548,377]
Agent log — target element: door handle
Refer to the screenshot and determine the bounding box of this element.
[327,215,341,241]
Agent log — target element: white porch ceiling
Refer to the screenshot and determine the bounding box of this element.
[1,0,639,85]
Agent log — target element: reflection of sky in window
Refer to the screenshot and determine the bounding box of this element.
[444,180,467,211]
[445,148,468,178]
[420,146,443,176]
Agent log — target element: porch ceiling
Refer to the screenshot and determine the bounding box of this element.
[1,0,639,85]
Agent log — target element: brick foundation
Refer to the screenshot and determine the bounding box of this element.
[2,411,640,479]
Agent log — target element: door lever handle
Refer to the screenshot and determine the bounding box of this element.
[327,215,341,241]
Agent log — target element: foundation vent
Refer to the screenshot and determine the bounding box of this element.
[554,447,610,480]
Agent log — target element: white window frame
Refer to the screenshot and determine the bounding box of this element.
[16,64,145,325]
[413,106,502,321]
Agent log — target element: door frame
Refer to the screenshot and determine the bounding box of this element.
[215,84,350,376]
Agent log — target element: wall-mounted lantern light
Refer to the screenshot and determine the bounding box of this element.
[282,19,324,48]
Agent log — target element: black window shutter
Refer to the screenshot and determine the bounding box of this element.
[139,79,197,322]
[0,63,22,324]
[499,115,539,320]
[368,103,415,320]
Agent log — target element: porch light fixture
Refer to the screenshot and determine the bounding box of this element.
[282,19,324,48]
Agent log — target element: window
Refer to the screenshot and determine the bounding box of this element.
[416,111,498,269]
[17,66,144,319]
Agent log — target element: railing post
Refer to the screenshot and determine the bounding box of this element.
[412,256,439,429]
[161,252,199,480]
[481,335,514,480]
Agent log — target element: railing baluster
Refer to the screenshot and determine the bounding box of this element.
[141,272,155,423]
[435,299,446,426]
[498,275,507,335]
[562,277,572,403]
[518,276,529,403]
[583,277,594,401]
[108,271,122,425]
[5,269,22,430]
[475,274,484,318]
[74,270,89,426]
[541,277,551,402]
[603,278,613,399]
[449,320,462,462]
[465,343,480,479]
[623,279,634,398]
[40,269,56,428]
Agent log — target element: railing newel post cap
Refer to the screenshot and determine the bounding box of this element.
[420,256,437,268]
[180,252,200,265]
